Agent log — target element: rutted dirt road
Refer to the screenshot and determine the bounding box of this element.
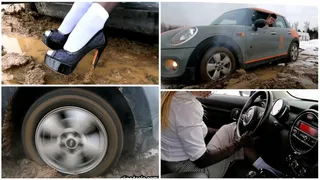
[1,4,158,84]
[162,53,318,89]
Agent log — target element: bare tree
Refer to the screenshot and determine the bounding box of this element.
[304,21,310,32]
[293,22,299,31]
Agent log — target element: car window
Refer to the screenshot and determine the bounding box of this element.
[211,9,247,25]
[251,11,276,27]
[275,16,287,28]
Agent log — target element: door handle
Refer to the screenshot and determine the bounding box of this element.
[271,32,277,35]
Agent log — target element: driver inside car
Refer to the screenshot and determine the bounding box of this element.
[161,91,283,178]
[264,13,277,27]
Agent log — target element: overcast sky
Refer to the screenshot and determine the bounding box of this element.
[161,2,318,31]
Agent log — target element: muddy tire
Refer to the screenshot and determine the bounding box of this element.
[199,47,236,82]
[288,42,299,62]
[22,88,123,177]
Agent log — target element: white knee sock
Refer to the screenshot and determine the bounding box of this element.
[63,3,109,52]
[253,157,283,176]
[57,2,93,34]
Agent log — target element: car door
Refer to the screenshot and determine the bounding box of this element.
[197,91,250,129]
[275,16,292,55]
[244,11,279,65]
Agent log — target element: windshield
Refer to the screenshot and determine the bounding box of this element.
[211,9,247,25]
[287,91,318,101]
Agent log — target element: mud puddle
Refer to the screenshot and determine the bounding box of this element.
[2,4,158,84]
[163,54,318,89]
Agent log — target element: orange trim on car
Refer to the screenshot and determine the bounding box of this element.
[290,29,299,39]
[246,53,288,64]
[236,32,245,37]
[251,8,280,16]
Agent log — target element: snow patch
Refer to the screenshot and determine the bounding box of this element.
[142,148,158,159]
[299,39,318,56]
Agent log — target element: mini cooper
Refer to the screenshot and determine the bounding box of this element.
[161,8,300,82]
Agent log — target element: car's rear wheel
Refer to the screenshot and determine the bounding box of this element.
[288,42,299,62]
[22,88,123,177]
[200,47,236,82]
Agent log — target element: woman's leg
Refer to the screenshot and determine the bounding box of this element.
[205,122,244,177]
[57,2,93,34]
[207,122,283,176]
[62,2,119,52]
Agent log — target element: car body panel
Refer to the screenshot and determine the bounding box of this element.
[122,87,159,152]
[245,26,280,64]
[161,48,195,77]
[1,87,18,121]
[3,2,159,36]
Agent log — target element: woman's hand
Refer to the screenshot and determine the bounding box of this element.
[237,132,255,147]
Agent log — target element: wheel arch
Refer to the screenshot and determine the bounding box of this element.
[187,35,244,77]
[291,37,300,47]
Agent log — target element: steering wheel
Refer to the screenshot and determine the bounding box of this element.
[236,91,274,137]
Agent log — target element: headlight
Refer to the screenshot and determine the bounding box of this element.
[171,27,198,45]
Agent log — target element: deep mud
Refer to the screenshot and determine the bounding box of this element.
[163,54,318,89]
[1,4,158,84]
[2,150,159,178]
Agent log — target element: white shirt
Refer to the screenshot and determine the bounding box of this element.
[161,91,207,162]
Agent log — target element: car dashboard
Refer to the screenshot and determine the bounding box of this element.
[267,98,318,178]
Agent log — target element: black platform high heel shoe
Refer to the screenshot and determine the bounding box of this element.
[42,29,69,50]
[44,29,107,75]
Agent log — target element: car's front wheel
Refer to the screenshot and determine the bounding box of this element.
[199,47,236,82]
[288,42,299,62]
[22,88,123,177]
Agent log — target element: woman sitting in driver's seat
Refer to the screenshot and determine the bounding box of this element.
[161,91,283,178]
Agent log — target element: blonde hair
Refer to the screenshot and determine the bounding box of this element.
[161,91,176,129]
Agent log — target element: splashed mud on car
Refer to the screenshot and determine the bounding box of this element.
[1,4,159,84]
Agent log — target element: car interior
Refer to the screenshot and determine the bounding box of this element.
[161,91,318,178]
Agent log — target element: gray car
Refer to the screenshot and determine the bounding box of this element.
[161,8,300,82]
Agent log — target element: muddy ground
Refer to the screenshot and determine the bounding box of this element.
[162,53,318,89]
[1,4,158,84]
[2,149,159,178]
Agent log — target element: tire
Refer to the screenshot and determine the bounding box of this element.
[288,42,299,62]
[22,88,123,177]
[199,46,236,82]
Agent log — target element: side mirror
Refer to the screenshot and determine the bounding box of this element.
[253,19,267,31]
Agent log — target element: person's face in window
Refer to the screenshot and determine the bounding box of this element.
[191,91,212,98]
[266,16,276,26]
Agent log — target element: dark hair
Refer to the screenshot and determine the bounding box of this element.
[270,13,277,19]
